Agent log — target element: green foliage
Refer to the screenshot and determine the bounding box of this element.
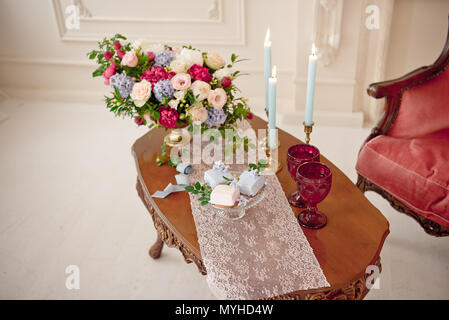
[248,160,267,175]
[185,182,212,206]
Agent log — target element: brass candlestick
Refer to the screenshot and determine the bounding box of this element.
[261,147,282,174]
[303,121,314,144]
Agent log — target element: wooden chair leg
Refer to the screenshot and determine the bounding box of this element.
[149,233,164,259]
[356,174,367,193]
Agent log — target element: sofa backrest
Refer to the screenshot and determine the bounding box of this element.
[388,65,449,138]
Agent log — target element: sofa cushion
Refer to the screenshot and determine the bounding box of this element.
[388,66,449,139]
[356,129,449,228]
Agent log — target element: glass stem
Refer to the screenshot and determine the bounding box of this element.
[308,204,318,215]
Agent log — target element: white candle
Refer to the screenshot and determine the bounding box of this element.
[305,44,317,126]
[264,28,272,113]
[268,65,277,149]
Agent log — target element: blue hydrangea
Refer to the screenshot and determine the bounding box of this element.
[154,50,175,67]
[204,108,227,127]
[153,79,174,102]
[109,73,134,98]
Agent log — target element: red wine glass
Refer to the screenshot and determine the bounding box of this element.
[296,162,332,229]
[287,144,320,207]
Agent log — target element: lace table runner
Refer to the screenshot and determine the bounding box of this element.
[188,164,330,299]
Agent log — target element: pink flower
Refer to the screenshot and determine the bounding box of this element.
[103,62,116,80]
[147,51,155,62]
[121,50,138,67]
[170,73,191,90]
[207,88,227,109]
[205,52,225,70]
[188,64,212,82]
[167,72,176,79]
[117,49,125,59]
[159,106,179,129]
[104,78,110,85]
[104,51,113,60]
[246,112,254,120]
[134,117,144,126]
[221,77,232,88]
[113,41,121,50]
[141,66,169,84]
[189,105,208,123]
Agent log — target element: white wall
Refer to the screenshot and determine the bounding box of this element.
[0,0,448,127]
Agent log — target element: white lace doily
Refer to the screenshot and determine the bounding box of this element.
[188,163,330,299]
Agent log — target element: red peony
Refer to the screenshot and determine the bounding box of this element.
[159,106,179,129]
[221,77,232,88]
[188,64,212,82]
[134,117,144,126]
[141,66,169,84]
[104,51,113,60]
[246,112,254,120]
[113,41,121,50]
[147,51,155,62]
[117,49,125,59]
[103,62,116,84]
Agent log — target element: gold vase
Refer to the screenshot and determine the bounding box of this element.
[163,123,191,148]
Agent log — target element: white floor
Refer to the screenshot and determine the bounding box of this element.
[0,99,448,300]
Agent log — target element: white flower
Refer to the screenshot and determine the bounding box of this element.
[131,39,143,50]
[177,48,203,67]
[170,59,188,73]
[143,43,165,54]
[174,90,186,100]
[190,80,211,101]
[130,80,152,107]
[171,46,183,55]
[205,52,226,70]
[213,67,232,81]
[168,99,179,109]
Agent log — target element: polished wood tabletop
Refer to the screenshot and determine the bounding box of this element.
[132,116,390,300]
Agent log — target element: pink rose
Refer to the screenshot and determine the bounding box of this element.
[130,80,152,107]
[246,112,254,120]
[113,41,121,50]
[170,73,191,90]
[103,62,116,80]
[147,51,155,62]
[121,51,138,67]
[207,88,227,109]
[117,49,125,59]
[189,105,208,123]
[104,51,113,60]
[188,64,212,82]
[159,106,179,129]
[221,77,232,88]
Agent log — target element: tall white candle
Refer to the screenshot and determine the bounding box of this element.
[305,44,317,126]
[268,65,277,149]
[264,28,272,113]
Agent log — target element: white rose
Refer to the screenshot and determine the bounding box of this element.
[130,80,152,107]
[131,39,143,50]
[174,90,186,100]
[168,99,179,109]
[190,80,211,101]
[143,43,165,54]
[213,67,232,81]
[170,59,188,73]
[205,52,226,70]
[178,48,203,68]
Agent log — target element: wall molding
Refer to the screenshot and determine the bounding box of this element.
[52,0,246,45]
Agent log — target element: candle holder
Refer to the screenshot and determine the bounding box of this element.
[259,108,281,149]
[303,121,314,144]
[260,143,282,174]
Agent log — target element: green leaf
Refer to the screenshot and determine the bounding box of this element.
[195,182,201,190]
[185,186,195,192]
[201,201,209,206]
[88,51,97,59]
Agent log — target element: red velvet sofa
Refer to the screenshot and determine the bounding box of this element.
[356,18,449,237]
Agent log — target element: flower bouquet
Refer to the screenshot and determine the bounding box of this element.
[87,34,254,163]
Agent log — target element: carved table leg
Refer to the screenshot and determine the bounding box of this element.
[149,232,164,259]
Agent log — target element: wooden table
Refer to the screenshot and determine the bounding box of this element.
[132,116,390,300]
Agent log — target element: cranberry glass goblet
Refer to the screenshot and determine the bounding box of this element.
[296,162,332,229]
[286,144,320,207]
